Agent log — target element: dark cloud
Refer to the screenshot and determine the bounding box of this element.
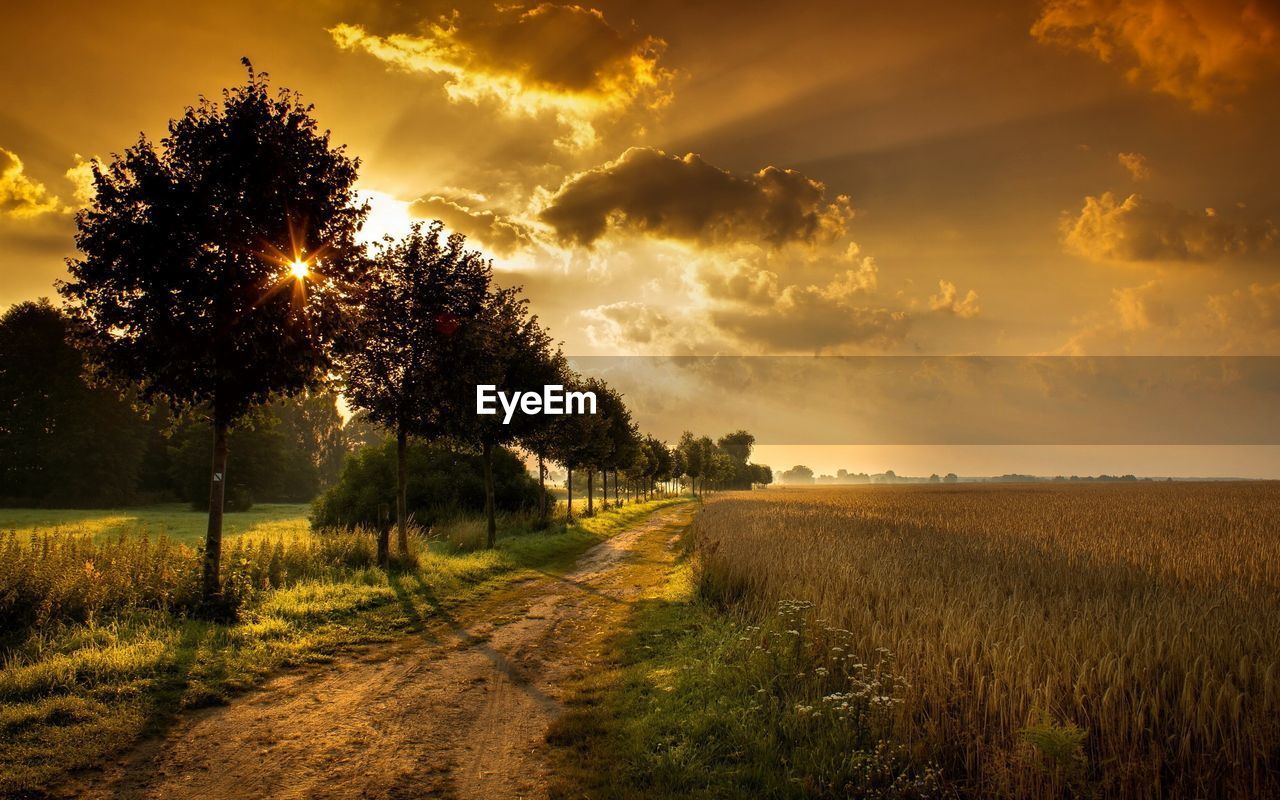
[539,147,853,247]
[409,195,534,256]
[1062,192,1278,262]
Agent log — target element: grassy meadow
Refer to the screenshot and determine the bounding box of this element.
[677,483,1280,799]
[0,503,312,546]
[0,496,687,796]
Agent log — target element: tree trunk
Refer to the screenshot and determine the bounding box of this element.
[377,502,390,568]
[396,427,409,555]
[537,451,547,520]
[613,469,620,506]
[587,468,595,516]
[566,467,574,520]
[202,419,229,605]
[482,440,497,549]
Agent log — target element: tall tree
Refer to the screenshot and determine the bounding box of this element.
[59,62,368,605]
[596,386,639,510]
[443,286,559,546]
[546,375,608,520]
[678,431,703,498]
[339,222,491,560]
[519,348,571,522]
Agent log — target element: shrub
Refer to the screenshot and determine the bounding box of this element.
[310,439,550,529]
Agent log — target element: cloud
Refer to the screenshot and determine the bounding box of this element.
[1117,151,1149,180]
[409,194,535,256]
[1062,192,1277,262]
[1058,277,1280,354]
[699,257,905,352]
[539,147,853,247]
[1207,281,1280,339]
[711,291,908,353]
[1031,0,1280,110]
[0,147,61,219]
[1110,279,1175,330]
[63,155,100,206]
[580,301,673,348]
[330,4,672,149]
[929,279,981,318]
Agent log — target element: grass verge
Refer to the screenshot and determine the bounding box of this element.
[547,517,945,800]
[0,497,687,798]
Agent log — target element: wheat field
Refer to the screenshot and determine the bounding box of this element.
[693,483,1280,799]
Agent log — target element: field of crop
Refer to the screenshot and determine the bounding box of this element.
[693,483,1280,799]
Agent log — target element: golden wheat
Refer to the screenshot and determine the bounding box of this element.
[694,483,1280,799]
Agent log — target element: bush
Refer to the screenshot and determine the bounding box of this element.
[310,439,550,529]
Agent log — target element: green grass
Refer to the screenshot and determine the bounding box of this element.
[0,503,310,546]
[547,521,945,800]
[0,496,689,797]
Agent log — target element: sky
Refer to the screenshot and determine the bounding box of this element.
[3,0,1279,476]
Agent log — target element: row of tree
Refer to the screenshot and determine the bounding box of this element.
[0,300,364,507]
[50,63,770,609]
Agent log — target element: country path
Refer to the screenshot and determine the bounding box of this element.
[61,502,698,800]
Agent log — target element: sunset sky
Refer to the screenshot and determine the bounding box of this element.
[3,0,1279,476]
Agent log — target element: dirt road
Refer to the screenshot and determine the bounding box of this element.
[65,503,696,800]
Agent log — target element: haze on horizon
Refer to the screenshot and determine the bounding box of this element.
[3,0,1279,476]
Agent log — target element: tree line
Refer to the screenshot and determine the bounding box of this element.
[41,61,769,610]
[0,300,361,507]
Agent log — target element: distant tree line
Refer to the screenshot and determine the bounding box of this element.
[776,466,1149,485]
[39,61,769,609]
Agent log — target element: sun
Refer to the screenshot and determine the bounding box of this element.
[289,260,309,280]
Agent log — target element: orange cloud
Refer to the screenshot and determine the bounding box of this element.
[1062,192,1277,262]
[1117,151,1149,180]
[330,4,672,149]
[695,255,905,352]
[540,147,853,247]
[1031,0,1280,110]
[929,279,981,318]
[711,292,908,353]
[1208,281,1280,340]
[1111,279,1175,330]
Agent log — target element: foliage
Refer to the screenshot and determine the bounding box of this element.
[436,284,561,541]
[58,60,370,600]
[0,301,148,506]
[58,61,367,426]
[340,221,491,438]
[168,393,346,508]
[1019,711,1090,796]
[310,439,549,529]
[0,302,352,510]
